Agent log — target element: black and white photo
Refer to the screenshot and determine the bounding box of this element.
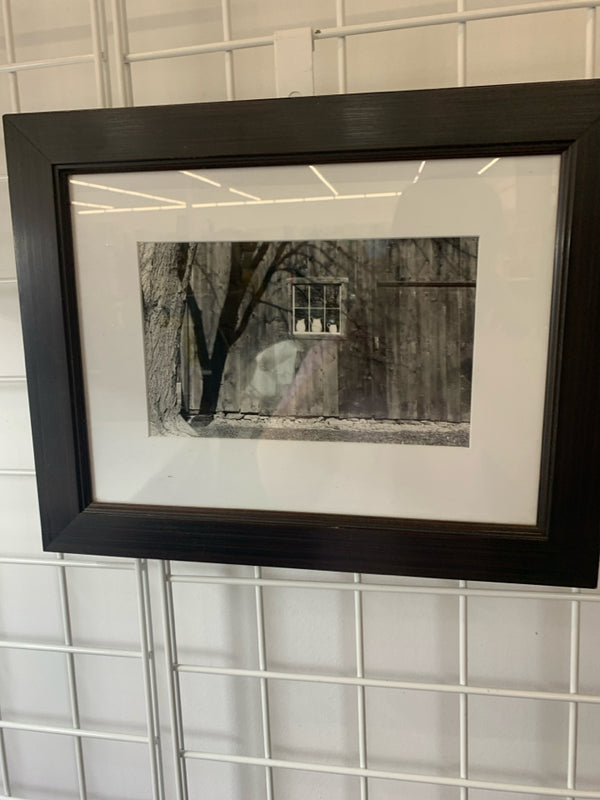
[139,236,478,446]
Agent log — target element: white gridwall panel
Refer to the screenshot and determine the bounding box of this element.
[0,1,600,799]
[0,6,163,800]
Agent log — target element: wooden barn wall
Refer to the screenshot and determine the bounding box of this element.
[181,237,478,422]
[375,237,478,423]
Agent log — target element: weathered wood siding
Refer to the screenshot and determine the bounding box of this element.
[335,237,477,421]
[377,285,475,422]
[180,237,478,422]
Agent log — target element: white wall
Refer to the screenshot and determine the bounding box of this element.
[0,2,599,799]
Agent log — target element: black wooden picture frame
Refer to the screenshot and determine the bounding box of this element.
[4,79,600,586]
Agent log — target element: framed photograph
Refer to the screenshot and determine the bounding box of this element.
[4,80,600,586]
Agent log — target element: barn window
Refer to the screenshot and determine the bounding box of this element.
[292,280,344,335]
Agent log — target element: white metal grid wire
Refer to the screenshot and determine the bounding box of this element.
[0,554,164,799]
[0,2,163,798]
[0,1,599,798]
[165,574,600,798]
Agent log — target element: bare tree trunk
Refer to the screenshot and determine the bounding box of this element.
[139,241,197,435]
[188,241,298,418]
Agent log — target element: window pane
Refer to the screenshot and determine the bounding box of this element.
[311,284,324,306]
[294,310,308,332]
[326,310,340,332]
[309,309,324,332]
[325,284,339,308]
[294,284,308,307]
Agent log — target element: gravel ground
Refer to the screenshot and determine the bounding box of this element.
[190,413,470,446]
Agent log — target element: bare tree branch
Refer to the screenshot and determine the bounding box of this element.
[232,242,308,345]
